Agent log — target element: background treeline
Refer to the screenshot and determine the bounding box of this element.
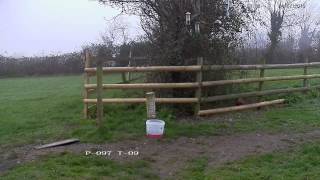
[2,0,320,78]
[0,53,83,77]
[0,41,150,77]
[236,35,320,65]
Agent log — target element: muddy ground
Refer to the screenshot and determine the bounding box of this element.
[1,129,320,179]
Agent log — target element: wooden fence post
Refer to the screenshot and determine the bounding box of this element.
[128,49,132,82]
[304,58,309,88]
[258,68,265,91]
[96,58,104,127]
[122,72,127,83]
[121,59,127,83]
[83,49,91,119]
[257,59,265,102]
[194,57,203,116]
[146,92,156,119]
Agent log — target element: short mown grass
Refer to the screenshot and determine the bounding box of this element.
[1,153,158,180]
[178,142,320,180]
[1,69,320,179]
[1,71,320,149]
[3,142,320,179]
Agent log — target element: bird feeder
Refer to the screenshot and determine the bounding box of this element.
[195,22,200,34]
[185,12,191,26]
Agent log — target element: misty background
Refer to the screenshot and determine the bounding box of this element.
[0,0,320,57]
[0,0,142,57]
[1,0,320,78]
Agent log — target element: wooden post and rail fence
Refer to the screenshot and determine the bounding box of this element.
[83,51,320,122]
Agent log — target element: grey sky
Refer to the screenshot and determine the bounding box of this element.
[1,0,320,57]
[0,0,141,57]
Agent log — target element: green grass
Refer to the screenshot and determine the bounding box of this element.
[0,75,83,149]
[1,72,320,150]
[1,153,158,180]
[178,142,320,180]
[1,69,320,179]
[3,142,320,179]
[0,75,148,146]
[178,157,209,180]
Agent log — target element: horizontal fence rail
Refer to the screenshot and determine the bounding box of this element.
[85,62,320,74]
[83,98,198,104]
[198,99,285,116]
[204,62,320,70]
[84,74,320,90]
[202,86,320,102]
[82,52,320,119]
[85,66,200,74]
[85,82,199,89]
[202,74,320,86]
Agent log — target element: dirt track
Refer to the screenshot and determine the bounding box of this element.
[1,130,320,179]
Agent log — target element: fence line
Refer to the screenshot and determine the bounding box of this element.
[84,74,320,90]
[84,98,198,104]
[202,86,320,103]
[83,55,320,119]
[85,62,320,75]
[85,83,198,89]
[203,62,320,71]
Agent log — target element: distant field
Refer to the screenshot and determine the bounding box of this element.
[1,69,320,179]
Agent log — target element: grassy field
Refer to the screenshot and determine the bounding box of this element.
[178,142,320,180]
[3,154,158,180]
[1,69,320,179]
[3,142,320,180]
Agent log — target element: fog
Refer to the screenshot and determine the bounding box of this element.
[0,0,319,57]
[0,0,141,57]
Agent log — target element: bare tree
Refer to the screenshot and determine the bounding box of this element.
[98,0,249,114]
[101,16,130,46]
[250,0,307,63]
[99,0,248,64]
[298,2,320,60]
[315,31,320,58]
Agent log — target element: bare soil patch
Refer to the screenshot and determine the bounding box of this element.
[1,129,320,179]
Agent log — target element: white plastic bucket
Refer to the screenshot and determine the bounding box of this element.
[146,119,165,138]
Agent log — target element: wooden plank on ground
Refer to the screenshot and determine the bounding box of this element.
[35,139,80,149]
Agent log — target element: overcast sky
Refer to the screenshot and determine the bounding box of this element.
[0,0,141,57]
[1,0,320,57]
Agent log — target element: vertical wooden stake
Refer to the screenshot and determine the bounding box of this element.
[146,92,156,119]
[194,57,203,116]
[303,58,309,88]
[128,49,132,82]
[83,49,91,119]
[257,68,265,104]
[96,59,104,127]
[121,58,127,83]
[122,72,127,83]
[258,68,265,91]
